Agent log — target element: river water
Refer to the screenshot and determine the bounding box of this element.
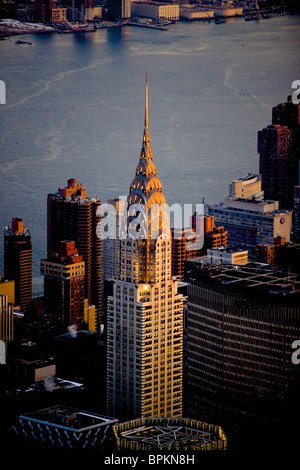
[0,14,299,292]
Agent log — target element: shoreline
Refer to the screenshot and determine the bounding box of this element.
[0,12,295,39]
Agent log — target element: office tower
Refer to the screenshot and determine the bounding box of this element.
[41,241,85,329]
[4,218,32,312]
[206,197,292,257]
[293,186,300,242]
[229,174,263,200]
[107,0,131,19]
[106,77,183,420]
[0,294,14,353]
[185,262,300,448]
[258,96,300,210]
[47,179,102,332]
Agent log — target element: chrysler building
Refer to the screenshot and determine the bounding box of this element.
[106,76,183,420]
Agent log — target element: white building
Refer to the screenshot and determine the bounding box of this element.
[106,77,183,420]
[131,2,179,21]
[206,197,292,254]
[229,174,263,200]
[206,247,248,265]
[179,6,214,20]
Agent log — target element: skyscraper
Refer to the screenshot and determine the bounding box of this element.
[4,218,32,312]
[47,179,102,332]
[185,262,300,448]
[258,95,300,210]
[40,241,85,329]
[106,76,183,420]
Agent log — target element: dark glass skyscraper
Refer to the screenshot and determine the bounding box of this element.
[258,95,300,210]
[185,261,300,449]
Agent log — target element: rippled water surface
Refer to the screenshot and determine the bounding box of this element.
[0,15,299,291]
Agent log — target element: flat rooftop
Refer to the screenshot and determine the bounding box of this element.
[185,262,300,299]
[19,405,117,432]
[114,417,226,450]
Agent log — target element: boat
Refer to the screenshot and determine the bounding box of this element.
[244,15,254,21]
[215,18,225,24]
[15,40,32,45]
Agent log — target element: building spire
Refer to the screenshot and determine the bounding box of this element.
[145,73,148,129]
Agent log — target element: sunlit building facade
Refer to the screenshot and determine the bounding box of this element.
[106,77,183,420]
[41,241,85,328]
[47,179,102,331]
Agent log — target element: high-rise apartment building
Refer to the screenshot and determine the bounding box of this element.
[106,77,183,421]
[47,179,102,332]
[41,241,85,329]
[258,95,300,210]
[4,218,32,312]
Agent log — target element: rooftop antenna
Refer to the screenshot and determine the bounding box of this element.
[145,72,149,129]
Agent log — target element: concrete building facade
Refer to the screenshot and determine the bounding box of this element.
[131,2,179,20]
[206,197,292,256]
